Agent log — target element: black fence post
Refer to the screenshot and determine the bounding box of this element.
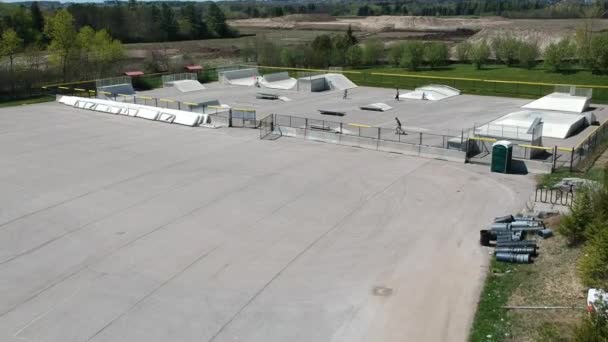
[570,148,574,172]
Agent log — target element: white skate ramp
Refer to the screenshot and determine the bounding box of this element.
[57,96,214,128]
[477,110,586,139]
[324,73,357,90]
[260,72,298,90]
[360,103,392,112]
[170,80,206,92]
[220,68,259,87]
[523,92,590,113]
[400,85,460,101]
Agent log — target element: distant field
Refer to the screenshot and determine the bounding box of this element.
[339,64,608,102]
[357,64,608,86]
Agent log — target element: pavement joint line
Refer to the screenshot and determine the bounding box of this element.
[207,160,429,342]
[86,246,220,341]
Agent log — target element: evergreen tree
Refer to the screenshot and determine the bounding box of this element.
[161,3,179,41]
[30,2,44,34]
[206,3,230,38]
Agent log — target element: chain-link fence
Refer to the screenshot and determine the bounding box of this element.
[161,73,198,84]
[247,65,608,104]
[268,113,467,151]
[95,76,131,88]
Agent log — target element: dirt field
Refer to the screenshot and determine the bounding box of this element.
[230,15,608,48]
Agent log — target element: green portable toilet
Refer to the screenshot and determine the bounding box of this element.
[491,140,513,173]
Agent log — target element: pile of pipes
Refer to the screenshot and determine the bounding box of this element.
[479,215,553,264]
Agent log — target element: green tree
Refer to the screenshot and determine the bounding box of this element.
[206,2,231,38]
[424,42,449,69]
[493,36,521,66]
[389,42,404,67]
[184,3,208,39]
[161,3,179,41]
[280,47,295,67]
[589,33,608,74]
[456,41,472,62]
[579,219,608,288]
[470,40,491,70]
[559,188,594,245]
[44,9,78,81]
[0,28,23,97]
[361,39,384,66]
[544,38,576,72]
[518,41,540,69]
[311,34,333,67]
[400,41,425,71]
[345,24,357,46]
[345,45,362,67]
[30,2,44,34]
[575,22,594,69]
[76,26,123,78]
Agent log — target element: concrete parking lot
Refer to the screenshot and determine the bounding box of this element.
[0,102,534,342]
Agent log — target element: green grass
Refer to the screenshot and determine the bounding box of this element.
[469,260,527,342]
[344,64,608,103]
[0,95,54,108]
[359,64,608,86]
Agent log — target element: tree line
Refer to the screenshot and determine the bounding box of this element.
[0,1,237,100]
[68,1,237,43]
[223,0,608,19]
[247,25,608,75]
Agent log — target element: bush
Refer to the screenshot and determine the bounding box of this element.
[361,39,384,66]
[518,41,540,69]
[544,38,576,72]
[399,41,425,71]
[558,188,594,245]
[493,36,520,66]
[345,45,363,67]
[579,221,608,288]
[389,42,404,67]
[456,41,471,62]
[589,33,608,74]
[574,300,608,341]
[424,42,449,69]
[470,40,491,70]
[132,75,161,90]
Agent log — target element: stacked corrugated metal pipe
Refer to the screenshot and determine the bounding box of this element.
[479,215,553,264]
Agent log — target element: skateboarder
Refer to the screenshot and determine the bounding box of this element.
[395,117,405,135]
[395,88,400,101]
[343,89,348,99]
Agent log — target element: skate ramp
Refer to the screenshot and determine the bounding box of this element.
[522,93,590,113]
[56,96,214,128]
[324,73,357,90]
[96,83,135,97]
[260,72,297,90]
[168,80,206,93]
[220,68,259,86]
[297,73,357,92]
[360,103,392,112]
[476,110,586,139]
[400,85,460,101]
[297,75,329,92]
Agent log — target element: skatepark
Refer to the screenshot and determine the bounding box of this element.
[0,68,605,342]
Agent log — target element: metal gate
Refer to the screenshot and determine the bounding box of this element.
[231,108,257,128]
[259,114,275,139]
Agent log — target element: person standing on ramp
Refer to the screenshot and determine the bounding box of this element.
[395,88,400,101]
